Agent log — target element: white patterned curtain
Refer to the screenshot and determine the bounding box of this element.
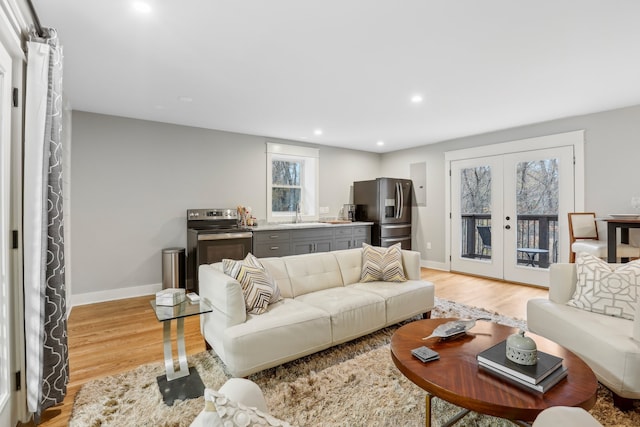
[23,28,67,422]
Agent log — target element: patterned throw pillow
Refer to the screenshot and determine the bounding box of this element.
[360,243,407,283]
[567,252,640,320]
[223,253,282,304]
[201,388,292,427]
[236,264,273,315]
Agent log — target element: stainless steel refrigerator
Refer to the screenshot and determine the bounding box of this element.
[354,178,412,249]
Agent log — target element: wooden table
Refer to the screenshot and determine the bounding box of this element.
[602,218,640,262]
[390,318,597,426]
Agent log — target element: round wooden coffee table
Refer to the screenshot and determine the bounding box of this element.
[390,318,597,426]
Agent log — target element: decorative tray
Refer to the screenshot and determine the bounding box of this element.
[608,214,640,219]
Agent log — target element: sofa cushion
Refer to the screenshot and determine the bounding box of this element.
[223,253,282,303]
[283,253,344,297]
[295,287,385,344]
[568,253,640,320]
[349,280,434,325]
[360,243,407,282]
[223,299,332,377]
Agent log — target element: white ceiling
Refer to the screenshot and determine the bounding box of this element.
[33,0,640,153]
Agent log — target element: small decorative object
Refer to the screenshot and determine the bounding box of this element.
[156,288,186,306]
[422,318,487,340]
[506,329,538,365]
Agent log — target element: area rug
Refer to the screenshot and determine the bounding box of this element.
[69,298,639,426]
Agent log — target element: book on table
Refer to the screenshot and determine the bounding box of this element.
[476,340,563,384]
[478,362,568,393]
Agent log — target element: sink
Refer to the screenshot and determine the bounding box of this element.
[280,222,327,227]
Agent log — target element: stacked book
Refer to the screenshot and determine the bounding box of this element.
[476,340,567,393]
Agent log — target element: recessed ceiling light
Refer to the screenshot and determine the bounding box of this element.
[314,129,323,136]
[132,1,151,13]
[376,141,385,146]
[178,96,193,103]
[411,94,423,104]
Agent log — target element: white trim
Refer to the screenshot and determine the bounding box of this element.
[71,282,164,307]
[444,130,585,272]
[266,142,319,158]
[420,259,448,271]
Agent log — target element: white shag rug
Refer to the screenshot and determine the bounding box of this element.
[69,298,638,426]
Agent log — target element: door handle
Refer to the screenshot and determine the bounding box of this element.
[505,216,511,221]
[505,225,511,230]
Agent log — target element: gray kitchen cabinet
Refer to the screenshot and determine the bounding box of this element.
[252,224,371,257]
[252,230,291,258]
[334,225,371,250]
[290,228,334,255]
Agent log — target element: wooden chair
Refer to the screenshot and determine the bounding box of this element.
[568,212,640,262]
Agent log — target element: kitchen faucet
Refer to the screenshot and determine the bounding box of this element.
[294,203,302,223]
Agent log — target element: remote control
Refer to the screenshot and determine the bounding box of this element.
[186,292,200,302]
[411,346,440,363]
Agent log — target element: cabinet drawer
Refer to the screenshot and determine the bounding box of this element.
[334,227,353,237]
[253,242,291,258]
[291,228,334,240]
[353,226,369,237]
[253,230,291,243]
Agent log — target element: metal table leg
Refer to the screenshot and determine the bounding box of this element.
[425,393,470,427]
[163,317,189,381]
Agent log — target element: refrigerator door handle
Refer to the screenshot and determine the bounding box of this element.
[395,182,401,219]
[398,182,404,219]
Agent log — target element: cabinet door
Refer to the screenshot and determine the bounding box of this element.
[314,239,333,253]
[334,237,353,250]
[291,240,315,255]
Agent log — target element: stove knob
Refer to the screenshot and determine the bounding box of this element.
[189,212,199,218]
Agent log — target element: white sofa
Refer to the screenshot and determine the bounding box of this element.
[199,248,435,377]
[527,263,640,408]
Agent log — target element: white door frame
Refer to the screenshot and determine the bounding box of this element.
[444,131,585,279]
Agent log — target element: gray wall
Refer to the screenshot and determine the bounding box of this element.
[381,104,640,265]
[71,112,380,298]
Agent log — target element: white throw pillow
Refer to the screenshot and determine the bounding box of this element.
[567,252,640,320]
[360,243,407,283]
[190,388,292,427]
[207,389,292,427]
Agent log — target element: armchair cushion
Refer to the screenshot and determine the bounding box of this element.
[568,253,640,320]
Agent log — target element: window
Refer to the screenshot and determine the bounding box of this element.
[266,143,319,223]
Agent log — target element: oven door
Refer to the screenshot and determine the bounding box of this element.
[189,231,253,293]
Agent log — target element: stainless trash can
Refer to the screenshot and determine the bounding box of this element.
[162,247,185,289]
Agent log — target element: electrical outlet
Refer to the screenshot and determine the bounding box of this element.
[319,206,329,214]
[426,242,432,250]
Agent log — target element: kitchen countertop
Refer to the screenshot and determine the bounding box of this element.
[248,221,373,231]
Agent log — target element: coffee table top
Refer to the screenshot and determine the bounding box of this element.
[390,318,598,422]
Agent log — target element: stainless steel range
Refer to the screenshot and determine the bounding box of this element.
[186,208,253,293]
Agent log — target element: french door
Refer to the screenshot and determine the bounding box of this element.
[0,37,13,425]
[451,146,574,287]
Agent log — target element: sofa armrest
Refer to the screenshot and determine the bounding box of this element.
[548,263,577,304]
[401,250,421,281]
[199,263,246,327]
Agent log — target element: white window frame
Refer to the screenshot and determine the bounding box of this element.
[266,142,319,223]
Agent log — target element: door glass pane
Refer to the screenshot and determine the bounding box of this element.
[460,166,492,260]
[515,159,559,268]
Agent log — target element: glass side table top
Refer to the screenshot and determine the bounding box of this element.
[150,299,213,322]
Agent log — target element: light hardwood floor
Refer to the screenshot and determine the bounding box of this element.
[21,269,547,427]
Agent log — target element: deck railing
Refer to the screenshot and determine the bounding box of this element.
[461,213,559,267]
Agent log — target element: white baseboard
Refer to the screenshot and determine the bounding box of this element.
[420,259,448,271]
[70,282,164,308]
